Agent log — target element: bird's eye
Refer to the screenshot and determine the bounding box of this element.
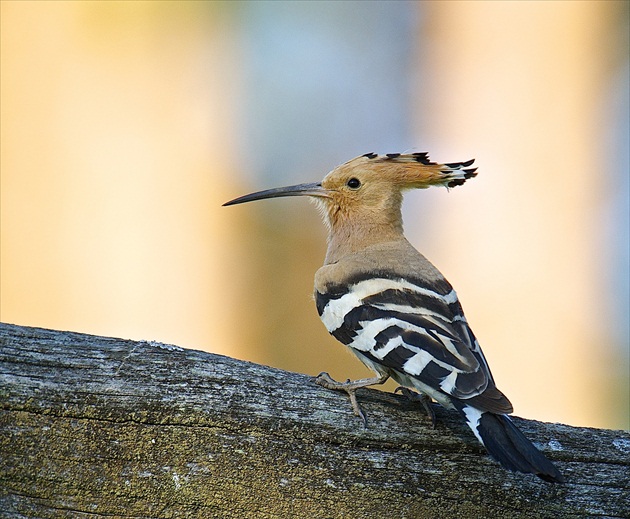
[347,177,361,189]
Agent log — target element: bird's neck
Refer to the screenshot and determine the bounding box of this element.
[323,206,405,265]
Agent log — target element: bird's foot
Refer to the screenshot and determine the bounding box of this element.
[395,386,437,428]
[314,372,389,427]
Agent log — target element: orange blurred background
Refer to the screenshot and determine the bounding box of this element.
[1,1,628,430]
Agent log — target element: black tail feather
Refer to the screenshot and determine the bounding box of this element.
[478,412,565,482]
[456,404,565,483]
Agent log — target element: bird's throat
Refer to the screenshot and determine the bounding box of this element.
[324,215,405,265]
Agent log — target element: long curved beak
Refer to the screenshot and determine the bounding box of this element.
[223,182,329,206]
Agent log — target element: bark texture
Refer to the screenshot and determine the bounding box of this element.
[1,323,628,518]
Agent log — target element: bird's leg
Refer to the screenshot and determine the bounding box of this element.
[395,386,436,428]
[314,372,389,426]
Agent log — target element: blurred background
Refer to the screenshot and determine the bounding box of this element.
[1,1,628,430]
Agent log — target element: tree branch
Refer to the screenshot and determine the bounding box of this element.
[1,323,628,518]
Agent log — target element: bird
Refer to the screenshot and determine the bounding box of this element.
[223,152,565,483]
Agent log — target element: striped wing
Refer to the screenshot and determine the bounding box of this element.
[316,271,512,414]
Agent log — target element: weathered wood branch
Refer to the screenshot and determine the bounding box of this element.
[0,323,628,518]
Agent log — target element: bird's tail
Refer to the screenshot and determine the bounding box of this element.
[455,403,565,483]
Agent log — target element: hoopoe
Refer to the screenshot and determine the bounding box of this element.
[224,152,565,483]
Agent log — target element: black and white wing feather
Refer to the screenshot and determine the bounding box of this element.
[316,270,512,414]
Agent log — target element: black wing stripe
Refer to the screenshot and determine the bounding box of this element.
[362,288,465,320]
[373,325,405,351]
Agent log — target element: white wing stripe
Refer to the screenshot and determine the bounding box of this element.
[439,370,460,393]
[402,349,435,375]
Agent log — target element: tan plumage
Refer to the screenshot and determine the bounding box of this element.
[315,153,476,262]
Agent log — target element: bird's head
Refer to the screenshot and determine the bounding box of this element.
[223,153,476,234]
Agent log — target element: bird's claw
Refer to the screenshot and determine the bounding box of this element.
[314,372,372,427]
[395,386,437,428]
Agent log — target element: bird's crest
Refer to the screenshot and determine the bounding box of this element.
[327,152,477,190]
